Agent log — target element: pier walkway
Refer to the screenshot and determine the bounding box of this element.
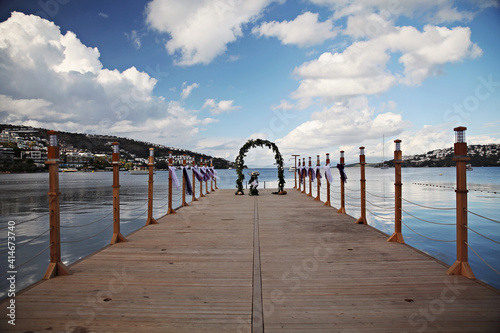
[2,189,500,332]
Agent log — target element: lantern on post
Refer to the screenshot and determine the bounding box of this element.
[387,140,404,243]
[355,147,367,224]
[446,127,475,279]
[44,131,71,279]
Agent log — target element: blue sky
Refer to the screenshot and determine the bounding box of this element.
[0,0,499,166]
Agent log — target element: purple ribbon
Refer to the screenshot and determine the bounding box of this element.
[309,166,316,182]
[337,164,347,183]
[315,165,322,186]
[168,166,181,190]
[182,166,193,196]
[192,166,203,182]
[297,166,303,184]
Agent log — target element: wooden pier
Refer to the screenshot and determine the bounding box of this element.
[2,189,500,332]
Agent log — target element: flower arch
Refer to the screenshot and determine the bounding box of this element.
[235,139,285,194]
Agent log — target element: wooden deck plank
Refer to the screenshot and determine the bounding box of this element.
[1,188,499,332]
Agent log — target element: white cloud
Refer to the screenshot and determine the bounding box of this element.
[276,96,410,154]
[252,12,337,47]
[125,30,144,50]
[145,0,281,65]
[0,12,214,148]
[98,12,109,18]
[271,100,295,110]
[292,24,481,101]
[202,99,241,115]
[309,0,481,24]
[181,82,199,99]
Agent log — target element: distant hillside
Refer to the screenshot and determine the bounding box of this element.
[0,123,231,168]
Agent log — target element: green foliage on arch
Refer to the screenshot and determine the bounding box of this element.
[235,139,285,194]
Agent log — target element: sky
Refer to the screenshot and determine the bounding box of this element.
[0,0,499,167]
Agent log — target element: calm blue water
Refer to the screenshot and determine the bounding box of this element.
[0,167,499,299]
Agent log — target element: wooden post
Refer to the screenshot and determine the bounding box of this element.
[447,127,475,279]
[314,155,321,201]
[387,140,404,243]
[292,155,300,189]
[192,158,198,202]
[44,131,71,279]
[204,160,209,194]
[324,153,331,206]
[337,151,346,214]
[110,142,127,244]
[210,159,214,192]
[167,151,176,214]
[307,157,313,197]
[182,154,189,207]
[355,147,367,224]
[146,148,158,225]
[213,159,219,189]
[297,159,302,192]
[199,158,205,198]
[301,157,307,193]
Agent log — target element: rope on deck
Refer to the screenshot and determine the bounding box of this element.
[465,208,500,224]
[61,221,113,244]
[465,225,500,245]
[402,198,455,210]
[465,241,500,276]
[61,210,113,228]
[401,220,455,243]
[402,209,455,226]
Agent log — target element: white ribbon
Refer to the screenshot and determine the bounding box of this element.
[251,180,259,188]
[168,166,181,190]
[324,163,334,183]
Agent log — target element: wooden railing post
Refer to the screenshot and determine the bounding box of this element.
[314,155,321,201]
[182,154,189,207]
[199,158,205,198]
[44,131,71,279]
[387,140,404,243]
[192,158,198,202]
[213,159,219,190]
[355,147,367,224]
[323,153,331,206]
[447,127,475,279]
[204,160,210,194]
[110,142,127,244]
[297,159,302,192]
[210,159,215,192]
[301,158,306,194]
[292,154,299,189]
[307,157,313,197]
[146,148,158,225]
[337,151,346,214]
[167,151,176,214]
